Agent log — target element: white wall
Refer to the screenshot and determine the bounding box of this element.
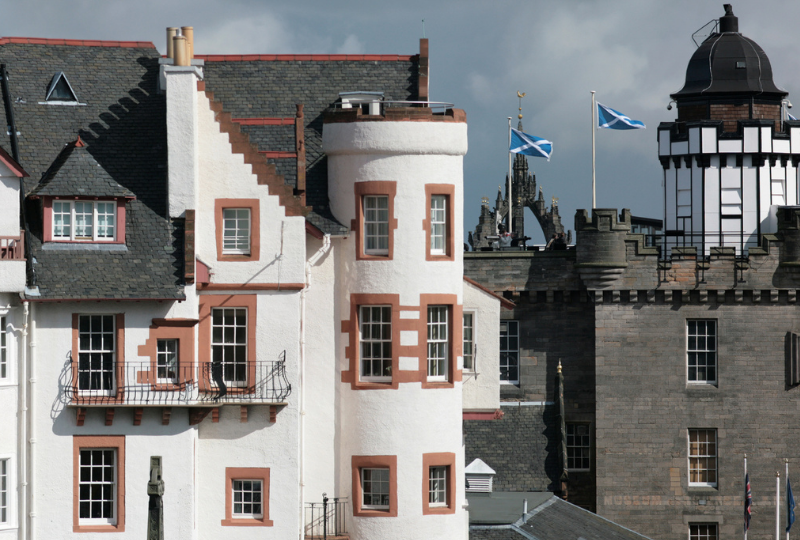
[0,298,22,538]
[0,171,20,238]
[462,281,501,412]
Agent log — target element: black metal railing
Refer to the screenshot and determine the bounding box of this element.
[62,352,291,405]
[305,495,348,539]
[648,231,756,260]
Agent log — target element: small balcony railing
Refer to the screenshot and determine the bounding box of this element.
[62,352,291,406]
[305,495,348,540]
[0,231,24,260]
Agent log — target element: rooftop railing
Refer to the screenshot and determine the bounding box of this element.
[0,231,24,260]
[305,495,348,540]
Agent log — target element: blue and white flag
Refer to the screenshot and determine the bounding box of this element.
[789,113,798,121]
[510,128,553,161]
[597,102,646,130]
[789,477,796,533]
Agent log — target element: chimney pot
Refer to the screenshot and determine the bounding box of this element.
[181,26,194,60]
[166,27,178,59]
[173,36,189,67]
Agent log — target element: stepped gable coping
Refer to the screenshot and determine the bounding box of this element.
[198,81,308,218]
[197,53,414,62]
[0,36,155,48]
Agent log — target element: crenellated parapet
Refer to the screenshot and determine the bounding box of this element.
[574,209,631,290]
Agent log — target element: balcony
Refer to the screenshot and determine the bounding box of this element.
[62,352,291,426]
[0,231,24,260]
[305,496,348,540]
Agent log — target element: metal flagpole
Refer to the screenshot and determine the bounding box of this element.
[746,455,749,540]
[508,116,513,235]
[788,459,791,540]
[780,471,783,540]
[591,90,596,209]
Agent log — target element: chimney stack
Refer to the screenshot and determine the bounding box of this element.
[166,27,178,59]
[173,35,189,67]
[181,26,194,60]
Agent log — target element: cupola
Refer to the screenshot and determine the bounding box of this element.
[670,4,787,132]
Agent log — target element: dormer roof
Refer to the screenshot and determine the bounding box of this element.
[28,137,135,199]
[0,145,28,177]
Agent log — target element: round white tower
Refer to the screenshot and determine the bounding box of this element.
[323,104,468,540]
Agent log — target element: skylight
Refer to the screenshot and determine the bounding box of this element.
[42,72,83,105]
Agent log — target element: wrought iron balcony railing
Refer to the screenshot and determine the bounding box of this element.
[305,495,348,540]
[62,353,291,406]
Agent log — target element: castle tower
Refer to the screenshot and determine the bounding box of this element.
[659,4,799,253]
[323,104,468,539]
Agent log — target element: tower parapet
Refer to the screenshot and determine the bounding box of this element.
[574,209,630,289]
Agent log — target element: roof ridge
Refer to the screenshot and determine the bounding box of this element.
[0,37,155,48]
[196,53,415,62]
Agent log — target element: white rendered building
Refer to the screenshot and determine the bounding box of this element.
[0,29,504,540]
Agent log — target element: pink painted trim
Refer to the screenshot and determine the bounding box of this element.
[116,199,126,244]
[196,259,210,284]
[258,151,297,158]
[0,146,28,177]
[197,54,414,62]
[43,198,53,242]
[0,37,155,48]
[463,277,515,310]
[232,118,295,126]
[305,221,324,240]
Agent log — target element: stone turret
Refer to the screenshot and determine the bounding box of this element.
[574,209,631,289]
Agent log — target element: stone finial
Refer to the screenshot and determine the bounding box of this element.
[557,360,562,374]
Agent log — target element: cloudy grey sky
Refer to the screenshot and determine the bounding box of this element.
[5,0,800,243]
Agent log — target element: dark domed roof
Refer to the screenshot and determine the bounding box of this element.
[671,5,786,100]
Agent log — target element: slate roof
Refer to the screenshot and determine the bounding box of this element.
[464,403,560,493]
[200,56,420,235]
[29,140,136,198]
[0,40,184,300]
[469,496,652,540]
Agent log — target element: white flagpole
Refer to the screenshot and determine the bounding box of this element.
[508,116,513,235]
[591,91,597,209]
[746,455,749,540]
[779,471,783,540]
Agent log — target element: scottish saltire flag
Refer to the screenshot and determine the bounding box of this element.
[597,102,645,130]
[510,128,553,161]
[789,477,796,533]
[745,473,752,532]
[789,113,798,121]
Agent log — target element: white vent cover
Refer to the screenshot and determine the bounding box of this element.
[465,458,496,493]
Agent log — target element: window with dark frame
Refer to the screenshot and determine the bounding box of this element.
[688,320,717,384]
[688,429,718,487]
[77,315,115,395]
[499,320,519,383]
[361,468,390,510]
[566,423,591,471]
[0,458,7,524]
[689,523,718,540]
[78,449,117,525]
[0,316,6,380]
[359,306,392,381]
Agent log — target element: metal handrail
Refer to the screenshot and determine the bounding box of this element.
[305,495,348,539]
[63,353,291,405]
[333,99,455,112]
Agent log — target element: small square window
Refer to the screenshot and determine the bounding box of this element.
[232,479,263,519]
[361,468,390,510]
[222,208,251,255]
[688,429,717,487]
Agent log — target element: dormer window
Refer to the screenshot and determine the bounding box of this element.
[51,200,118,241]
[41,72,85,105]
